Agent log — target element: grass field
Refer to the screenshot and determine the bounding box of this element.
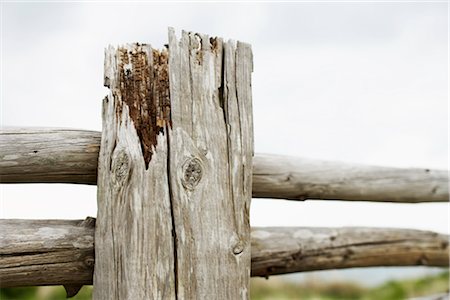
[1,271,448,300]
[250,271,449,300]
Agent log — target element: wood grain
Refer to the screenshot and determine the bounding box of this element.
[251,226,449,277]
[252,154,449,203]
[166,29,253,299]
[0,128,99,184]
[0,218,95,288]
[1,219,447,287]
[94,43,175,299]
[94,29,253,299]
[1,130,447,203]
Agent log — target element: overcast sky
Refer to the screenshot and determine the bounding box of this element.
[1,1,448,284]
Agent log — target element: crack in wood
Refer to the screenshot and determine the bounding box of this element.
[166,123,178,300]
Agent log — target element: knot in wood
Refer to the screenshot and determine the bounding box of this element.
[84,257,95,268]
[232,240,245,255]
[79,217,96,228]
[182,158,203,190]
[112,150,130,184]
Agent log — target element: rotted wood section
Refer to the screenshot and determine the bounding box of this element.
[94,29,253,299]
[1,219,447,288]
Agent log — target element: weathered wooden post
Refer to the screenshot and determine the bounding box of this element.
[94,28,253,299]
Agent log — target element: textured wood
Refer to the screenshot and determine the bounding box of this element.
[166,29,253,299]
[1,219,448,288]
[0,128,99,184]
[94,43,175,300]
[253,154,449,203]
[251,227,449,277]
[94,29,253,300]
[0,218,95,288]
[1,129,447,203]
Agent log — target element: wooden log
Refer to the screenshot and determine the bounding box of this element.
[1,219,448,287]
[1,129,448,203]
[251,226,449,277]
[0,128,99,185]
[253,154,449,203]
[94,29,253,299]
[0,218,95,288]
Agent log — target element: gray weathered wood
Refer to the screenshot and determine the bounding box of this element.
[1,129,448,203]
[1,219,447,288]
[0,128,99,184]
[251,226,449,277]
[165,29,253,299]
[94,29,253,299]
[0,218,95,288]
[94,43,175,300]
[253,154,449,203]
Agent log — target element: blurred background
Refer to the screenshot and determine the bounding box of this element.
[1,1,448,299]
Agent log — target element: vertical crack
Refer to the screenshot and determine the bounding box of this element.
[188,36,195,136]
[234,46,246,229]
[166,123,178,299]
[222,43,239,233]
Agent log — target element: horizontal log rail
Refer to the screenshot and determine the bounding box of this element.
[253,154,448,203]
[1,128,448,203]
[0,128,100,185]
[251,226,449,276]
[0,218,447,287]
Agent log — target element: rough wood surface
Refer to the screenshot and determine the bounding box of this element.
[94,29,253,299]
[94,43,174,300]
[166,29,253,299]
[1,131,447,203]
[253,154,449,203]
[94,42,174,299]
[0,218,95,288]
[0,128,99,184]
[1,219,447,287]
[251,226,449,277]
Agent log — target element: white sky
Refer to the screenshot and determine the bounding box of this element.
[1,1,449,284]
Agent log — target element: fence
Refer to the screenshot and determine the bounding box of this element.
[0,29,448,299]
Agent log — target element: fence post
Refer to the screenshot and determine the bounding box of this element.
[93,29,253,299]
